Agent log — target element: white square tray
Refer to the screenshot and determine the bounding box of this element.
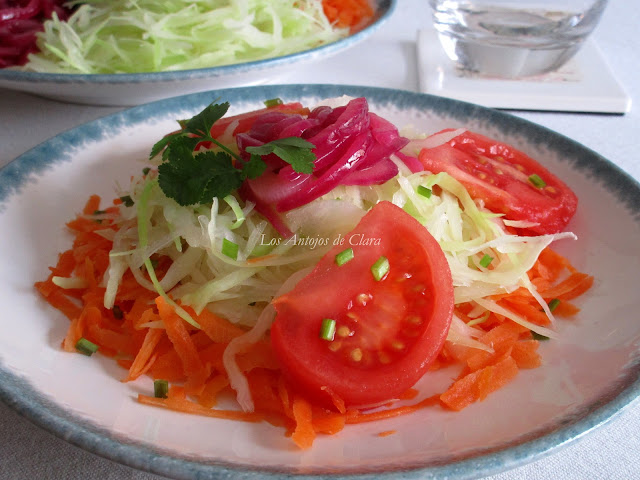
[417,27,631,114]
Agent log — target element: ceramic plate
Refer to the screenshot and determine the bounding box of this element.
[1,84,640,479]
[0,1,394,107]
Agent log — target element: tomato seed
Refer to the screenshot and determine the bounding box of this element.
[328,341,342,352]
[406,315,422,325]
[356,293,372,306]
[378,352,391,364]
[350,348,363,362]
[337,326,351,337]
[391,340,404,350]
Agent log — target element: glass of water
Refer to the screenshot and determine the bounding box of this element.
[429,0,609,77]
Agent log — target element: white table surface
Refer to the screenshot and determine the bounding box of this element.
[1,1,639,479]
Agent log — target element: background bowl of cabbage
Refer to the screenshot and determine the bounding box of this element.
[0,0,395,106]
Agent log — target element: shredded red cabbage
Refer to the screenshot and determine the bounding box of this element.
[237,97,417,236]
[0,0,72,68]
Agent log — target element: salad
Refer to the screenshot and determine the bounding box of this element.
[36,95,593,449]
[1,0,374,72]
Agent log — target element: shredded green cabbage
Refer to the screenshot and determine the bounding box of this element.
[21,0,348,74]
[104,152,574,342]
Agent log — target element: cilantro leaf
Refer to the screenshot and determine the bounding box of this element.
[245,137,316,174]
[184,102,229,138]
[158,149,243,206]
[274,145,316,174]
[150,131,180,159]
[243,154,268,180]
[268,137,317,149]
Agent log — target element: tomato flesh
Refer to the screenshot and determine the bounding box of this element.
[418,130,578,235]
[270,201,454,407]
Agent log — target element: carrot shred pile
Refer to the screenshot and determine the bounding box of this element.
[36,195,594,450]
[322,0,374,29]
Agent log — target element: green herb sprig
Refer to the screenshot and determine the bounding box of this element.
[151,101,316,206]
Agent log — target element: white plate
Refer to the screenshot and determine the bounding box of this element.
[1,84,640,479]
[0,1,394,107]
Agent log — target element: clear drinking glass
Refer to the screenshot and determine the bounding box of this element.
[428,0,609,77]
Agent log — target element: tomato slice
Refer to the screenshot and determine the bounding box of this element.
[270,201,454,407]
[418,130,578,235]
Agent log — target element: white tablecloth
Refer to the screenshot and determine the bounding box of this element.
[1,1,639,478]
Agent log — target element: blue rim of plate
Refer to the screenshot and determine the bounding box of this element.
[1,84,640,479]
[0,1,394,85]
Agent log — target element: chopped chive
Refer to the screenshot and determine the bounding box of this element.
[548,298,561,312]
[319,318,336,341]
[119,195,134,207]
[528,174,546,188]
[335,248,354,266]
[531,331,550,341]
[142,167,151,176]
[417,185,432,198]
[112,305,123,320]
[264,97,283,107]
[222,238,239,260]
[479,254,493,268]
[75,337,99,356]
[93,209,106,215]
[154,379,169,399]
[371,256,390,281]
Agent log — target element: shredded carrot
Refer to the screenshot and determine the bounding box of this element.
[156,297,204,377]
[138,393,264,423]
[322,0,374,28]
[82,194,102,215]
[36,193,594,450]
[124,328,165,382]
[540,272,594,301]
[345,395,440,425]
[291,395,316,449]
[198,375,230,409]
[196,308,246,343]
[311,408,346,435]
[511,340,542,369]
[245,254,278,264]
[440,357,519,411]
